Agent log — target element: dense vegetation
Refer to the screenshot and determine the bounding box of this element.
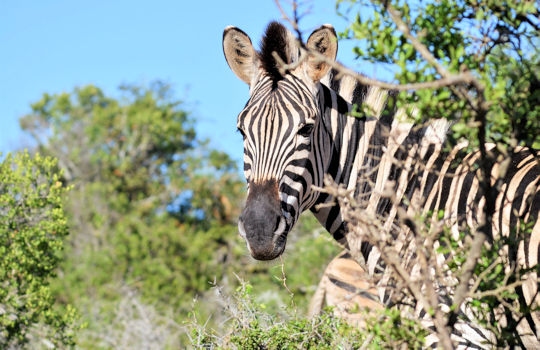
[1,0,538,348]
[2,82,340,348]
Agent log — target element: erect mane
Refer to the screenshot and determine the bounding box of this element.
[258,21,297,84]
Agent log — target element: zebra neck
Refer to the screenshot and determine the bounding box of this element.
[311,81,449,270]
[310,83,392,244]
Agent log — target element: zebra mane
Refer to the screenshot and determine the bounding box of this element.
[258,21,298,84]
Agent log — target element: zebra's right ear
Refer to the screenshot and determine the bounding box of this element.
[305,24,338,82]
[223,26,258,85]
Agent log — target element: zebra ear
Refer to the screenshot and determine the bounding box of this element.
[223,26,258,85]
[305,24,338,82]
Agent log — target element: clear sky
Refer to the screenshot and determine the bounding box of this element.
[0,0,383,164]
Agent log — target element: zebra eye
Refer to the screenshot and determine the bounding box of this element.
[298,123,314,137]
[237,128,246,138]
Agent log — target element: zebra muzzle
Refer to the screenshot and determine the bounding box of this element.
[239,179,287,260]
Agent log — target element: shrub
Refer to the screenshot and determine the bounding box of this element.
[0,151,77,348]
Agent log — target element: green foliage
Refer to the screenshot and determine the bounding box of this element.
[0,151,77,347]
[19,82,250,345]
[338,0,540,149]
[438,220,538,347]
[361,308,429,349]
[190,281,365,349]
[17,82,340,347]
[190,280,430,349]
[242,214,342,313]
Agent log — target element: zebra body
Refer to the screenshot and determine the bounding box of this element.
[308,250,381,326]
[222,21,540,348]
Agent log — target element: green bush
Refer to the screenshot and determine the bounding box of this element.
[0,151,77,348]
[189,281,365,349]
[189,280,429,349]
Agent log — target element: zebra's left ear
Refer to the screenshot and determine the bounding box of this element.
[223,26,258,85]
[305,24,338,82]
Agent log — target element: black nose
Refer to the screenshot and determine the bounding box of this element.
[240,199,282,260]
[240,179,284,260]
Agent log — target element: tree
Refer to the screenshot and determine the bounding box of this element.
[0,151,77,348]
[18,82,249,345]
[18,82,340,347]
[338,0,539,149]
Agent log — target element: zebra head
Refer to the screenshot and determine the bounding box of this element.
[223,22,337,260]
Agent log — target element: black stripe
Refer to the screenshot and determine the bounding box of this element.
[379,89,397,127]
[498,149,533,235]
[336,94,349,115]
[422,150,447,207]
[280,182,300,198]
[456,168,477,228]
[332,222,347,241]
[435,149,464,213]
[287,158,314,190]
[330,74,341,94]
[338,117,361,187]
[387,126,422,203]
[326,145,341,180]
[328,277,379,302]
[322,84,334,111]
[296,142,311,152]
[511,163,539,230]
[326,205,342,234]
[356,121,385,199]
[351,83,369,107]
[419,309,426,319]
[361,241,373,263]
[402,140,436,209]
[339,251,352,259]
[281,202,296,221]
[512,166,539,268]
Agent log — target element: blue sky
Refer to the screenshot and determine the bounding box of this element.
[0,0,382,164]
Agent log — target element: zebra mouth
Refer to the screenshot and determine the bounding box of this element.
[246,239,286,261]
[238,217,288,261]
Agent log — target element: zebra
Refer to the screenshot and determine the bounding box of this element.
[307,250,382,326]
[222,21,540,348]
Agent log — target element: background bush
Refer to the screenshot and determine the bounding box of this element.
[0,151,77,348]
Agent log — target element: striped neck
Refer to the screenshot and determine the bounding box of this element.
[309,73,448,254]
